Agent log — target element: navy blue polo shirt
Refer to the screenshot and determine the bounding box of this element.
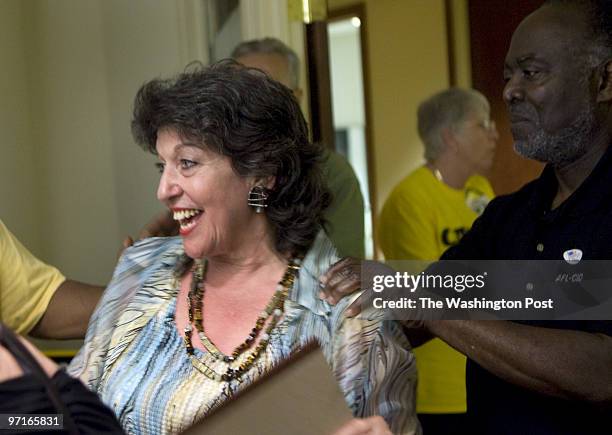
[441,145,612,434]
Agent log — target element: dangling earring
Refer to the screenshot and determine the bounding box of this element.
[247,185,269,213]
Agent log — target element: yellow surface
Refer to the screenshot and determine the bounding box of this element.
[29,337,82,359]
[378,168,494,261]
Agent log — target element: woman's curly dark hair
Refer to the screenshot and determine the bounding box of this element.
[131,60,331,256]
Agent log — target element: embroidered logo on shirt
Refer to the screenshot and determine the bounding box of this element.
[441,227,468,246]
[563,249,583,265]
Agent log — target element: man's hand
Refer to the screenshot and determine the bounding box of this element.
[331,416,392,435]
[319,258,428,322]
[320,258,439,348]
[318,258,393,317]
[136,209,178,239]
[120,209,178,254]
[319,257,362,308]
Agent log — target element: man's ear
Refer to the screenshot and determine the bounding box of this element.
[596,59,612,103]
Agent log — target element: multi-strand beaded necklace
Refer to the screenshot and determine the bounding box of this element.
[181,257,301,381]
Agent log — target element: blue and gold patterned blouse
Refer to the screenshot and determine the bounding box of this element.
[69,233,419,434]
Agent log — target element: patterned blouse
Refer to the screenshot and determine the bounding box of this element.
[68,233,419,434]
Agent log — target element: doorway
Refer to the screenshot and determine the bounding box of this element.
[327,4,376,258]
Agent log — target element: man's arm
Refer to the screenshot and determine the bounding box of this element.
[29,280,104,339]
[427,320,612,407]
[320,260,612,406]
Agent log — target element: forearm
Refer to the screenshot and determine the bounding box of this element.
[428,320,612,406]
[402,326,434,348]
[30,280,104,339]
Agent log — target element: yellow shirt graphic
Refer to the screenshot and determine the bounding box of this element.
[378,166,494,413]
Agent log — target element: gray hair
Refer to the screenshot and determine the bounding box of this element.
[417,88,490,162]
[231,37,300,89]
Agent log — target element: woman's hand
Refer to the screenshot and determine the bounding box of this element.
[331,416,392,435]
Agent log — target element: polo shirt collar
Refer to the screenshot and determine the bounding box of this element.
[526,143,612,219]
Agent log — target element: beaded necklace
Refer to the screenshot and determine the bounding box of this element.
[182,257,301,381]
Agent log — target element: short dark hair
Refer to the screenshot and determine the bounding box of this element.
[544,0,612,65]
[131,60,330,255]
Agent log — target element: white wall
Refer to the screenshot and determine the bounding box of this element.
[329,22,365,128]
[0,0,42,253]
[24,0,121,283]
[2,0,207,284]
[101,0,204,254]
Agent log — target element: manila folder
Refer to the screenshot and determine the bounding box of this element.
[182,344,353,435]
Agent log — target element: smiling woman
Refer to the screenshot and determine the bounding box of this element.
[154,130,260,258]
[68,60,419,434]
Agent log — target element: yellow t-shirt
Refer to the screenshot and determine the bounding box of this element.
[378,166,494,414]
[0,219,65,334]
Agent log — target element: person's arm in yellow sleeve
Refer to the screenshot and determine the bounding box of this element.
[0,220,104,339]
[2,207,182,338]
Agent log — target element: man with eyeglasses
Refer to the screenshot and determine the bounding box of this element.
[377,88,497,435]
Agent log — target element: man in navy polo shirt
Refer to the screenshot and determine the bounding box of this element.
[429,1,612,433]
[322,0,612,433]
